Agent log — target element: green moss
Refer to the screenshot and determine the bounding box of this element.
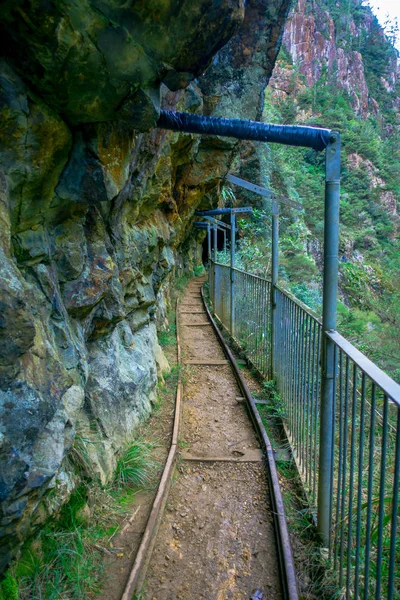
[0,573,18,600]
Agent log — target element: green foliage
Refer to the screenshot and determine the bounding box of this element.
[0,573,18,600]
[9,432,160,599]
[158,313,176,348]
[249,13,400,381]
[175,274,190,292]
[290,283,322,312]
[220,184,236,206]
[13,492,106,599]
[260,380,286,418]
[193,264,205,277]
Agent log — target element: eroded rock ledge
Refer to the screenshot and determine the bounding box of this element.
[0,0,290,570]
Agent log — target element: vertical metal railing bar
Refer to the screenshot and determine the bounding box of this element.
[254,275,258,366]
[298,305,303,465]
[302,313,309,475]
[364,382,377,599]
[298,304,304,462]
[346,363,358,597]
[293,302,299,453]
[259,278,262,371]
[261,279,265,375]
[282,292,286,401]
[313,321,322,504]
[290,295,294,425]
[258,277,263,372]
[388,408,400,600]
[328,344,338,557]
[375,395,389,600]
[263,280,268,377]
[266,280,269,378]
[306,314,312,480]
[334,350,344,571]
[230,212,236,337]
[295,305,301,465]
[254,276,258,367]
[283,293,288,406]
[288,296,293,439]
[339,355,350,588]
[252,276,255,361]
[308,319,317,491]
[247,275,251,355]
[244,272,247,342]
[354,372,367,599]
[305,316,312,489]
[277,287,282,388]
[292,303,299,454]
[282,293,287,422]
[300,311,306,474]
[214,262,219,318]
[256,276,260,370]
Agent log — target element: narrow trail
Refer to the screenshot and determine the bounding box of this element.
[143,278,282,600]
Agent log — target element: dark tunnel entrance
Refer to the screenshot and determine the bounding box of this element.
[202,227,226,264]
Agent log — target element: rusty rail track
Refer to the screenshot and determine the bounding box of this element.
[121,299,183,600]
[121,281,298,600]
[201,287,298,600]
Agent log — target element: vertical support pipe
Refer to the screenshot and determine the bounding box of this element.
[207,224,212,303]
[270,198,279,379]
[213,222,217,307]
[224,229,227,254]
[317,133,341,546]
[207,224,211,263]
[230,212,236,337]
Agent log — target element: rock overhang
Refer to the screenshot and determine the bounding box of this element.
[0,0,245,127]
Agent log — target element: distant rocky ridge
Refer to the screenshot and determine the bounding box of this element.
[270,0,399,117]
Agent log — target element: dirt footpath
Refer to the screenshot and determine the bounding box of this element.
[143,278,282,600]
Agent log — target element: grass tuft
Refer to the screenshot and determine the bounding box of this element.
[114,439,159,490]
[158,313,176,349]
[193,265,205,277]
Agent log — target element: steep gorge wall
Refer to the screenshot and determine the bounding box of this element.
[0,0,290,571]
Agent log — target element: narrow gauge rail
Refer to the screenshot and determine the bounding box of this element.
[121,278,298,600]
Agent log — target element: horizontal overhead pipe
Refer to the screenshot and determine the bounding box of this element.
[157,110,332,151]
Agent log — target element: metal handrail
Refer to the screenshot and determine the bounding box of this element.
[210,260,400,599]
[327,330,400,406]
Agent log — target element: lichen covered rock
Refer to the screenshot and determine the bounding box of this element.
[0,0,288,571]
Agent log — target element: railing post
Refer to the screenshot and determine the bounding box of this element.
[318,133,341,546]
[230,212,236,337]
[270,198,279,380]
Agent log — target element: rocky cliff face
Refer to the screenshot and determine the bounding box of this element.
[0,0,290,572]
[270,0,399,117]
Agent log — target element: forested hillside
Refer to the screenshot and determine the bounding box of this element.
[229,0,400,380]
